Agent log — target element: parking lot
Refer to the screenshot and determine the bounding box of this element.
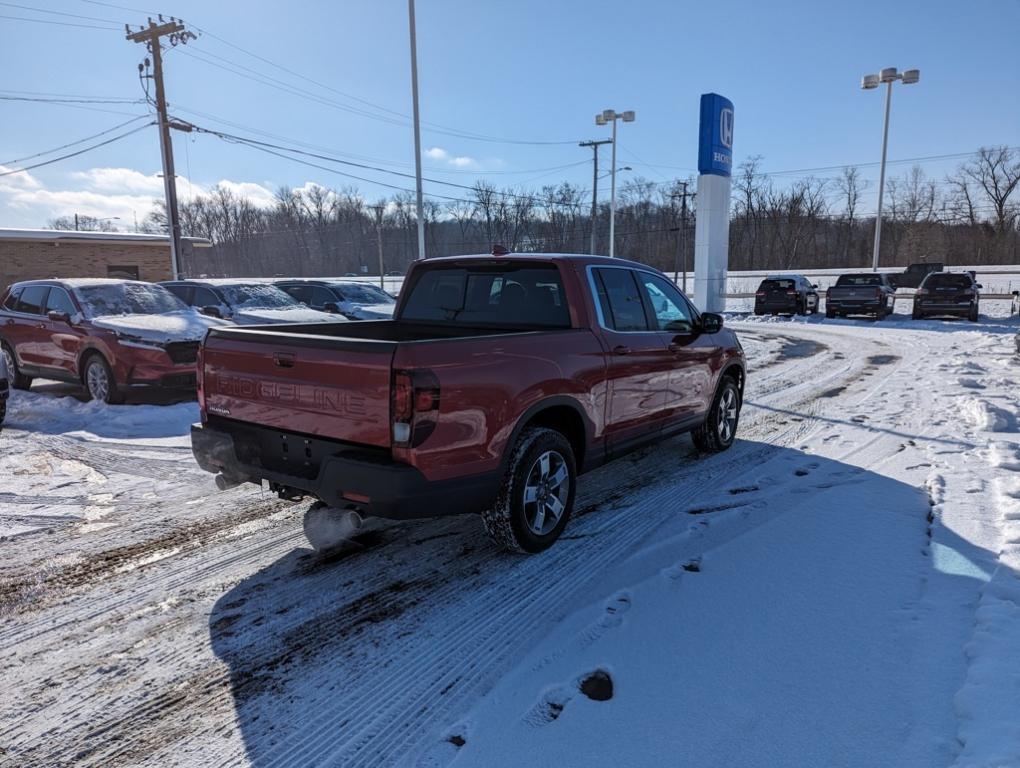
[3,310,1019,766]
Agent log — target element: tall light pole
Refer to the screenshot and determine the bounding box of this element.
[407,0,426,260]
[596,109,635,257]
[861,67,919,271]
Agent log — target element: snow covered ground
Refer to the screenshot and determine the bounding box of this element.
[2,309,1020,767]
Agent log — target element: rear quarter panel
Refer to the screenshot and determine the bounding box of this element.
[394,329,609,482]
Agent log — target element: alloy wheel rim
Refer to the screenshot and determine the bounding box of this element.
[523,450,570,536]
[87,363,109,401]
[717,388,738,443]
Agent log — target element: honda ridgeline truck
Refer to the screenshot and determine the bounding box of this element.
[191,254,746,553]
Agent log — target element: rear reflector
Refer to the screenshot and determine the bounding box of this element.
[342,491,371,504]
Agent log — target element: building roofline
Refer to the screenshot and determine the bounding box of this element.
[0,228,212,247]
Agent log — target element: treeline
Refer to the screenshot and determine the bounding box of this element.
[130,146,1018,277]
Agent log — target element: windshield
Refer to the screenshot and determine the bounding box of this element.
[217,283,300,310]
[835,275,883,287]
[333,283,395,305]
[75,283,188,318]
[401,264,570,328]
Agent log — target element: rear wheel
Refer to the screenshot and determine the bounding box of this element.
[795,298,807,316]
[969,305,979,322]
[481,427,576,554]
[83,354,124,404]
[825,307,836,319]
[912,308,923,320]
[693,378,741,454]
[1,344,31,390]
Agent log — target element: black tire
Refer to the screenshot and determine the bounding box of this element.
[753,310,764,316]
[0,399,5,432]
[810,296,820,314]
[825,307,835,319]
[83,353,124,404]
[969,305,979,323]
[1,343,32,390]
[912,308,923,320]
[795,298,806,316]
[692,378,741,454]
[481,427,576,554]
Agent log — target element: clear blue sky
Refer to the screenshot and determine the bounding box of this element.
[1,0,1018,228]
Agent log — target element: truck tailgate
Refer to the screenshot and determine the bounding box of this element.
[202,327,395,447]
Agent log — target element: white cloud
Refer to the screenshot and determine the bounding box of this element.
[425,146,479,169]
[213,180,276,208]
[71,167,166,195]
[0,165,43,191]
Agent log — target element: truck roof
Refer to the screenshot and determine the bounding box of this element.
[417,252,654,271]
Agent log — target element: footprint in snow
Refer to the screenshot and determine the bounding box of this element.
[794,462,820,477]
[524,670,615,726]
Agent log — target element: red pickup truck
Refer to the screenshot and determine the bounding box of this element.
[191,254,746,552]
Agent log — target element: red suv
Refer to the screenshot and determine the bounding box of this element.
[0,279,225,403]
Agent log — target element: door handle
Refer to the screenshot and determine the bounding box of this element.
[612,345,631,355]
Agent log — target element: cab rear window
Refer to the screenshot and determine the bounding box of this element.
[761,279,795,290]
[401,264,570,328]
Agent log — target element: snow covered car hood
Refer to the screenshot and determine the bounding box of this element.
[346,303,395,320]
[230,307,343,325]
[91,312,227,344]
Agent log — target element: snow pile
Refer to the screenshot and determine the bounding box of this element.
[963,397,1014,432]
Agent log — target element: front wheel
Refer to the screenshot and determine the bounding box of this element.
[481,427,576,554]
[83,354,124,404]
[693,378,741,453]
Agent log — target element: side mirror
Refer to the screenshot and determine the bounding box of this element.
[323,302,341,314]
[1012,291,1018,297]
[700,312,724,334]
[47,310,70,324]
[812,283,819,289]
[975,284,983,290]
[200,305,222,319]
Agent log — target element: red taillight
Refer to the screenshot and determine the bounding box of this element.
[393,372,413,422]
[875,288,883,298]
[392,369,440,447]
[916,288,929,295]
[755,291,765,297]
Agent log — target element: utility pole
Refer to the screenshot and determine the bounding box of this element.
[579,139,612,254]
[670,182,695,292]
[371,203,386,290]
[407,0,426,261]
[127,17,194,280]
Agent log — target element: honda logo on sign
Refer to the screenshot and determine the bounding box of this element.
[719,108,734,149]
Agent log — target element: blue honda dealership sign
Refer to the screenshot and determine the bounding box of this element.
[698,93,734,177]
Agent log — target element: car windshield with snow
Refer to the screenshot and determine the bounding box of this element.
[74,282,189,318]
[161,280,343,325]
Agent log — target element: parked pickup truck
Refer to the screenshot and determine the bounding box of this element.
[888,262,943,290]
[825,273,896,319]
[191,253,746,553]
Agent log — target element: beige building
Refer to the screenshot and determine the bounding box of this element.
[0,229,212,294]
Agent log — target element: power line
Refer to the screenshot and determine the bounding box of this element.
[0,1,125,24]
[0,12,119,30]
[188,121,589,208]
[0,122,154,176]
[0,115,151,166]
[0,94,144,105]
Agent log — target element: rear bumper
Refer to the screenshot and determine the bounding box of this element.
[827,299,885,314]
[754,298,798,312]
[913,300,974,315]
[191,421,499,520]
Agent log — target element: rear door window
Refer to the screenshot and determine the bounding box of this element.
[594,268,649,332]
[16,285,49,315]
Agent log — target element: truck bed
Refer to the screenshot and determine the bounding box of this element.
[207,320,548,345]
